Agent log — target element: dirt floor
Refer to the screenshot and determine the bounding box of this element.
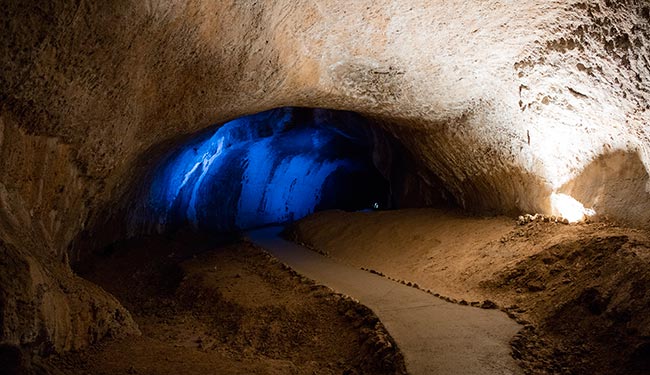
[40,232,406,375]
[287,208,650,375]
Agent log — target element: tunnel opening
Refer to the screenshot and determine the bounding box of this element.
[59,106,650,375]
[143,107,410,233]
[57,107,422,375]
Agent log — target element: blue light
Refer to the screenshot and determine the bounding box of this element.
[146,108,387,231]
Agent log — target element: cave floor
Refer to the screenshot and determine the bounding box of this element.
[43,236,405,375]
[248,226,523,375]
[40,208,650,375]
[288,208,650,375]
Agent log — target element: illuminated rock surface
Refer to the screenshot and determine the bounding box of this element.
[1,0,649,361]
[142,108,387,231]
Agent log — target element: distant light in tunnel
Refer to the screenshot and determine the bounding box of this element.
[550,193,595,223]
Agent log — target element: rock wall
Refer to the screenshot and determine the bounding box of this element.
[1,0,649,355]
[134,107,388,232]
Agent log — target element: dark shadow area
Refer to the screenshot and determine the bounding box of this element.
[51,231,407,375]
[364,114,551,216]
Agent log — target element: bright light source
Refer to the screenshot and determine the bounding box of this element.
[550,193,595,223]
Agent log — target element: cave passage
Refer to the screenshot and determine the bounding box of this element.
[147,107,390,231]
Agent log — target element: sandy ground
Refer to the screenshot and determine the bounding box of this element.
[288,208,650,375]
[249,226,522,375]
[41,233,406,375]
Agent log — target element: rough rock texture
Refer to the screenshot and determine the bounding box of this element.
[1,0,649,355]
[0,240,139,357]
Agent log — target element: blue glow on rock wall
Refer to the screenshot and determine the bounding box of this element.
[147,108,387,231]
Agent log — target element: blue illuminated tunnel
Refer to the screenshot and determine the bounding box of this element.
[147,107,389,231]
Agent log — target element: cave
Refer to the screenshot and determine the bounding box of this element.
[141,107,393,232]
[2,1,650,375]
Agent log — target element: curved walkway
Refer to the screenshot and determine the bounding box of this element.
[247,226,523,375]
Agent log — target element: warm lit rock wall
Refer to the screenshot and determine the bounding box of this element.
[1,0,649,354]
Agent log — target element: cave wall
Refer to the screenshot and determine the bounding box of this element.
[135,107,387,232]
[1,0,649,355]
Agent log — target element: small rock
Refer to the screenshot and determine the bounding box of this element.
[480,300,498,309]
[527,281,545,292]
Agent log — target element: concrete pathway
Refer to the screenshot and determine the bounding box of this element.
[247,226,523,375]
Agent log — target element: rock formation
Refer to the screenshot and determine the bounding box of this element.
[1,0,649,358]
